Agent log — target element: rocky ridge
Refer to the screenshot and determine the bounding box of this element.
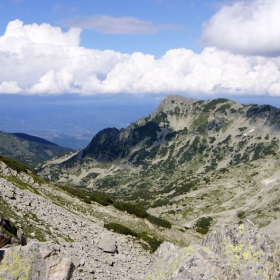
[145,220,280,279]
[0,162,152,279]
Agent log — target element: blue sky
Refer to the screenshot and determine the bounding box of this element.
[0,0,211,57]
[0,0,280,148]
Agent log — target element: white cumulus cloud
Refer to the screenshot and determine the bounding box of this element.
[202,0,280,55]
[0,19,81,53]
[0,19,280,97]
[0,81,22,94]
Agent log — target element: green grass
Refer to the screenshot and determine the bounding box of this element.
[0,155,33,174]
[4,176,41,195]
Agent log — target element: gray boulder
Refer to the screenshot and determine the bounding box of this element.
[4,189,14,199]
[0,241,74,280]
[97,232,117,253]
[145,220,280,280]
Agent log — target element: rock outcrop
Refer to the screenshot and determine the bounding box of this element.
[0,212,26,248]
[145,220,280,280]
[0,241,74,280]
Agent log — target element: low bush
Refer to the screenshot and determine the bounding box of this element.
[113,201,149,218]
[137,232,162,252]
[104,223,138,237]
[146,215,172,229]
[59,186,172,229]
[59,185,113,206]
[104,223,162,252]
[91,193,113,206]
[195,216,213,234]
[237,211,246,219]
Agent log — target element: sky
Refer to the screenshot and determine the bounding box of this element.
[0,0,280,148]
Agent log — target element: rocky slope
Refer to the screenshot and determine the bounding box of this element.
[1,152,280,279]
[38,94,280,244]
[0,156,201,279]
[0,131,73,168]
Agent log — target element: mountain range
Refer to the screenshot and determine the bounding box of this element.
[0,131,73,168]
[37,94,280,244]
[1,94,280,279]
[2,140,280,279]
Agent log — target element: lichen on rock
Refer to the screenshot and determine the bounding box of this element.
[0,241,74,280]
[145,220,280,280]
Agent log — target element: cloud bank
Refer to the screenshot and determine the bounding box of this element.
[202,0,280,56]
[0,16,280,96]
[60,15,182,34]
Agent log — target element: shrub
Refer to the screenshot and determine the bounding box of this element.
[195,216,213,234]
[150,199,169,208]
[137,232,163,252]
[113,201,149,218]
[237,211,246,219]
[58,185,113,206]
[91,193,113,206]
[104,223,138,237]
[146,215,172,229]
[104,223,162,252]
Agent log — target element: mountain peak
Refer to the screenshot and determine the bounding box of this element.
[157,94,197,112]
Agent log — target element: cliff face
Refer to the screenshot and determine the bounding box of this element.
[145,220,280,280]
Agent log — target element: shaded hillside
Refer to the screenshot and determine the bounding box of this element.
[0,131,74,168]
[12,132,58,146]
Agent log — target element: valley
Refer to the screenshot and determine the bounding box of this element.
[37,94,280,243]
[1,94,280,279]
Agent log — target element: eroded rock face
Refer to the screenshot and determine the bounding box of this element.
[145,221,280,280]
[0,241,74,280]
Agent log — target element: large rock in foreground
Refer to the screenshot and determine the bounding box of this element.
[0,241,74,280]
[145,220,280,280]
